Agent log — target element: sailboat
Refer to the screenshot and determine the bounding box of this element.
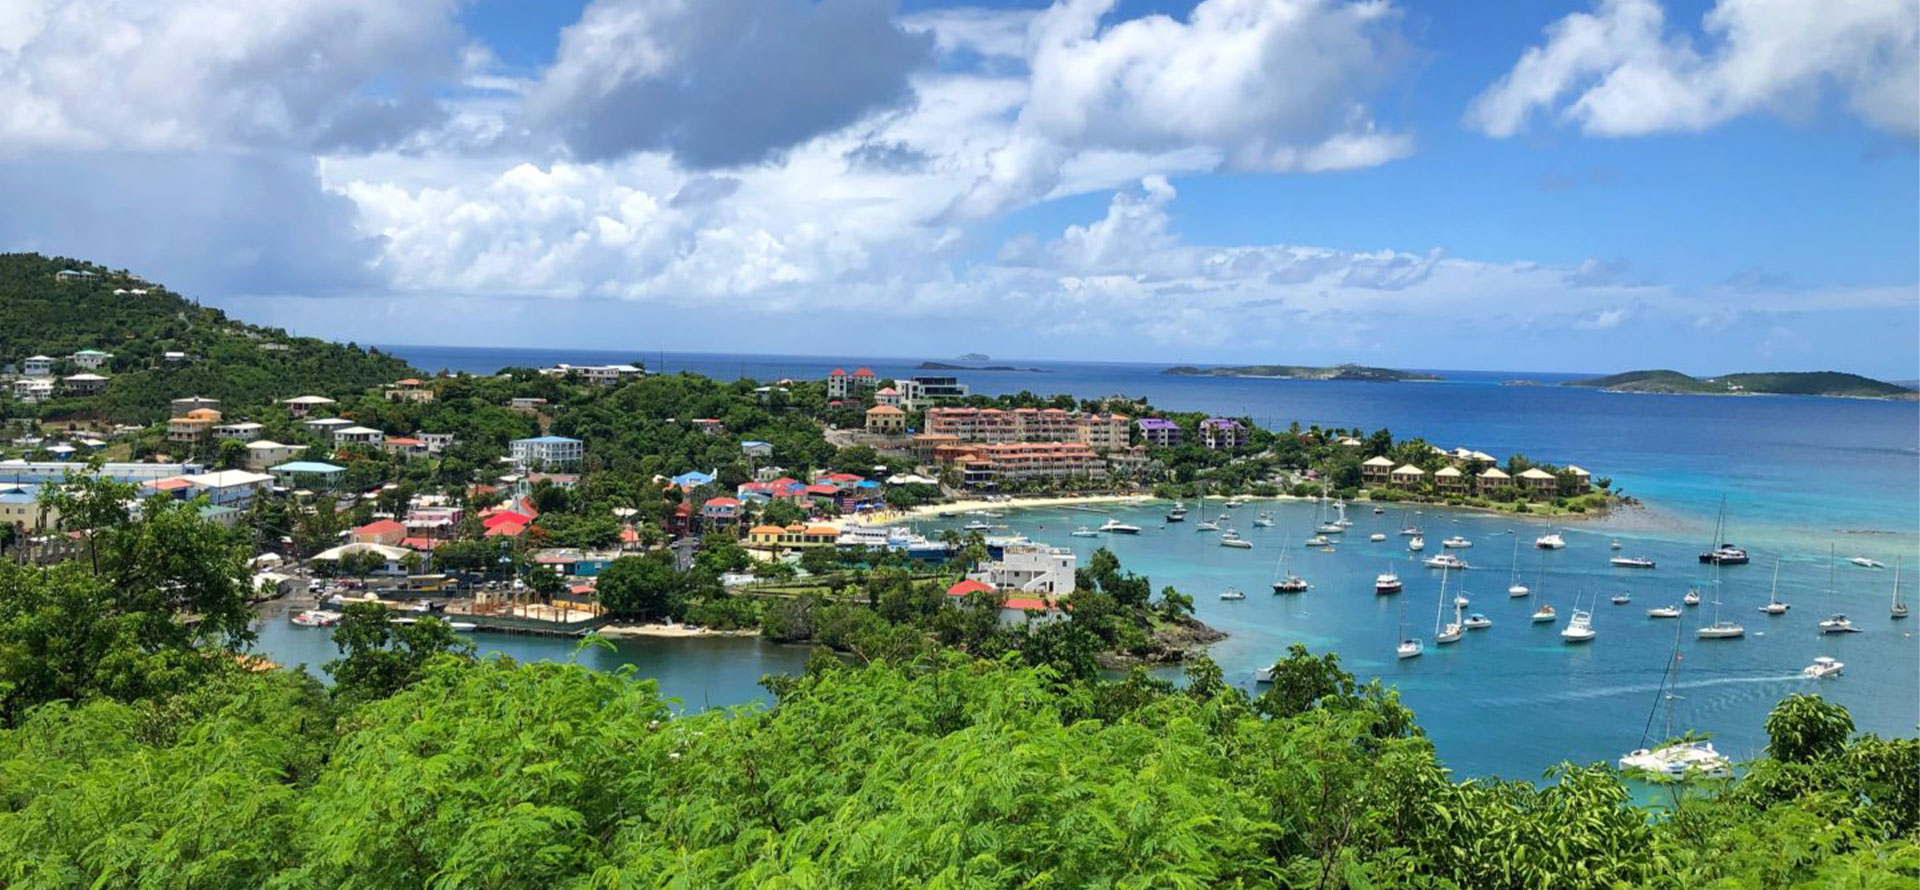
[1272,538,1309,593]
[1698,496,1750,565]
[1619,617,1733,780]
[1194,493,1220,532]
[1818,545,1858,634]
[1434,566,1463,645]
[1893,558,1908,619]
[1314,496,1343,534]
[1696,561,1745,639]
[1683,587,1702,607]
[1759,557,1789,615]
[1400,511,1423,536]
[1507,536,1531,597]
[1396,598,1423,659]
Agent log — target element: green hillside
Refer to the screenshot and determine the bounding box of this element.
[0,253,414,423]
[1567,368,1910,398]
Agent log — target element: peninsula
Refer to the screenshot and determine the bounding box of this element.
[1162,363,1441,382]
[1565,369,1913,399]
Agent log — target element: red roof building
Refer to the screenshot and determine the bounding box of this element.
[945,579,995,598]
[351,519,407,546]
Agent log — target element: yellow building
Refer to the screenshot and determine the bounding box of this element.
[865,404,907,434]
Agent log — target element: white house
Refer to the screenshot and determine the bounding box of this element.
[180,470,276,507]
[417,432,456,454]
[212,421,264,442]
[303,417,353,434]
[68,349,112,370]
[62,373,108,395]
[332,425,385,447]
[13,379,53,403]
[282,395,336,418]
[21,356,54,377]
[967,544,1078,596]
[510,435,584,469]
[243,440,305,472]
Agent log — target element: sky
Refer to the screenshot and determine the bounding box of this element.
[0,0,1915,377]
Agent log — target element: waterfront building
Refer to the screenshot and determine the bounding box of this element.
[68,349,112,370]
[1389,464,1426,489]
[311,542,414,575]
[510,435,584,469]
[937,441,1103,484]
[1475,466,1512,495]
[1107,444,1152,476]
[1361,455,1396,486]
[968,544,1077,596]
[944,578,1065,624]
[1434,465,1467,495]
[281,395,335,418]
[1199,417,1248,450]
[1518,467,1559,498]
[865,404,907,434]
[1567,466,1593,492]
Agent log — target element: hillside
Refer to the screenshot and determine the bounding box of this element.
[0,253,415,423]
[1566,368,1911,398]
[1164,363,1441,382]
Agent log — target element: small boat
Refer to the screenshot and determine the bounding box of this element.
[1369,532,1386,542]
[1374,571,1403,594]
[1561,608,1596,642]
[1893,558,1908,619]
[1220,530,1253,549]
[1619,742,1733,780]
[1196,519,1221,532]
[1802,656,1844,678]
[1219,588,1247,601]
[1683,588,1702,606]
[1697,621,1745,639]
[1397,639,1424,659]
[1271,537,1308,592]
[1531,603,1557,623]
[963,520,993,532]
[1760,557,1788,614]
[1253,511,1275,528]
[1611,593,1632,605]
[1817,614,1857,634]
[1442,536,1472,549]
[1464,613,1492,629]
[1316,522,1344,534]
[1647,605,1681,618]
[1610,539,1622,551]
[1166,502,1188,522]
[1070,526,1100,538]
[1423,553,1468,570]
[448,621,478,632]
[1434,568,1463,644]
[1699,500,1749,564]
[1610,556,1656,569]
[1507,538,1530,596]
[1374,506,1386,514]
[290,609,340,627]
[1407,535,1426,552]
[1253,667,1273,684]
[1273,576,1309,593]
[1535,532,1566,550]
[1098,519,1141,535]
[1850,557,1883,569]
[1305,534,1331,547]
[1225,497,1247,508]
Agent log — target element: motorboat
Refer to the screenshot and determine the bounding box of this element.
[1253,667,1273,684]
[1560,609,1596,642]
[448,621,478,632]
[1610,556,1656,569]
[1375,572,1403,594]
[1611,593,1632,605]
[1423,553,1468,570]
[1535,532,1566,550]
[1070,526,1100,538]
[1166,502,1188,522]
[1219,588,1247,601]
[1225,497,1247,508]
[1374,506,1386,514]
[1098,519,1142,535]
[1802,656,1844,678]
[1683,588,1702,606]
[1618,742,1732,780]
[1305,534,1331,547]
[1397,638,1424,659]
[1369,533,1386,542]
[1253,512,1275,528]
[1442,536,1472,549]
[1407,535,1426,552]
[290,609,341,627]
[962,520,993,532]
[1464,613,1492,629]
[1531,603,1557,623]
[1220,530,1253,549]
[1647,605,1681,618]
[1610,539,1622,551]
[1850,557,1884,569]
[1817,614,1858,634]
[1272,576,1309,594]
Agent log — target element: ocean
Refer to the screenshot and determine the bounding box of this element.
[287,343,1919,778]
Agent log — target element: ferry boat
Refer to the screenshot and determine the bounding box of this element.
[1646,605,1681,618]
[1535,532,1566,550]
[1219,530,1253,549]
[1802,656,1844,678]
[1560,608,1596,642]
[1375,571,1403,594]
[1442,536,1472,549]
[1098,518,1142,535]
[1219,588,1247,601]
[1423,553,1468,570]
[1531,604,1557,622]
[1610,556,1656,569]
[290,609,341,627]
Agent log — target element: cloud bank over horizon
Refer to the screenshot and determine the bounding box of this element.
[0,0,1913,376]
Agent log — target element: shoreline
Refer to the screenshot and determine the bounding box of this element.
[596,622,761,640]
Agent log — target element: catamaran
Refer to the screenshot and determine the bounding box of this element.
[1535,530,1566,550]
[1698,496,1749,565]
[1619,618,1733,780]
[1272,539,1309,593]
[1759,557,1789,614]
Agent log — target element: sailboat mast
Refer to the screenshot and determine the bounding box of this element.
[1434,567,1448,634]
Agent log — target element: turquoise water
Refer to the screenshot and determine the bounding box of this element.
[327,344,1920,777]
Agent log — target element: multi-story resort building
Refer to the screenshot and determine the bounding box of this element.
[1199,417,1249,450]
[924,408,1132,452]
[510,435,584,469]
[826,367,878,399]
[542,364,644,385]
[1137,417,1182,447]
[939,441,1105,486]
[896,376,969,409]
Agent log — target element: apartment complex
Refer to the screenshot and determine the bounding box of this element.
[924,408,1131,452]
[940,441,1105,485]
[510,435,585,469]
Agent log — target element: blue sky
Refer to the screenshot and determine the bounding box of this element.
[1,0,1915,377]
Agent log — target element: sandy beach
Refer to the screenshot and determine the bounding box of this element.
[597,622,761,639]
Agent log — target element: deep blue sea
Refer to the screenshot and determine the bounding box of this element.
[285,343,1919,779]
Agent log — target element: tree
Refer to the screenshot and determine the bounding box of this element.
[595,552,686,620]
[525,565,564,602]
[325,602,473,701]
[1764,693,1854,763]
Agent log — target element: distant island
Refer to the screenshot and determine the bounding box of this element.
[1565,369,1915,399]
[1162,363,1442,382]
[917,361,1049,372]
